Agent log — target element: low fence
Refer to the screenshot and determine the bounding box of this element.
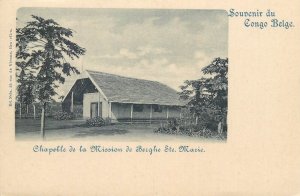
[15,102,83,119]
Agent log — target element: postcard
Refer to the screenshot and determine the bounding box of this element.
[0,0,299,195]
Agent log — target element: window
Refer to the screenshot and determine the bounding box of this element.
[133,104,143,112]
[153,104,162,113]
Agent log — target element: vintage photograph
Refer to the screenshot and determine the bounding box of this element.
[15,8,228,141]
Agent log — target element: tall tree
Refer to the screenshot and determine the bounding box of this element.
[179,57,228,132]
[16,15,86,139]
[179,78,212,124]
[16,26,35,118]
[16,62,35,118]
[202,58,228,133]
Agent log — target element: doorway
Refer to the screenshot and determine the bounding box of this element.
[90,102,102,118]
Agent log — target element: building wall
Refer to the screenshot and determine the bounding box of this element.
[111,103,131,120]
[83,95,182,120]
[83,92,110,119]
[168,106,182,118]
[152,105,167,119]
[111,103,181,120]
[152,106,181,119]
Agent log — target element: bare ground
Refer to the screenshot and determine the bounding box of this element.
[15,119,225,142]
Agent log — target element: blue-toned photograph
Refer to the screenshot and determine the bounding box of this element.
[16,8,228,141]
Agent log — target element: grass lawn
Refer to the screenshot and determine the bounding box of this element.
[15,118,225,142]
[15,118,86,133]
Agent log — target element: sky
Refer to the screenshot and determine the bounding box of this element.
[17,8,228,98]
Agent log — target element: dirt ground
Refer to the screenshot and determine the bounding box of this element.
[15,119,224,142]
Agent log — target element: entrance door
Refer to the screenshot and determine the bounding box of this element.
[90,102,102,118]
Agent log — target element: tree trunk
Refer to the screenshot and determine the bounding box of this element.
[40,102,46,140]
[33,104,36,119]
[19,102,22,119]
[26,105,29,114]
[218,121,223,134]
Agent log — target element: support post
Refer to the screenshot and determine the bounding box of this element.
[150,104,152,124]
[70,91,74,113]
[98,92,100,117]
[166,106,169,119]
[130,104,133,123]
[108,102,112,119]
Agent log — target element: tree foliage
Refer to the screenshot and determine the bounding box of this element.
[16,15,86,103]
[179,57,228,126]
[16,61,35,105]
[16,15,86,138]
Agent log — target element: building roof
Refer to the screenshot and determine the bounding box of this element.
[84,70,184,106]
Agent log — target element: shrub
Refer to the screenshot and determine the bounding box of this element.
[53,111,75,120]
[154,118,218,138]
[86,116,106,127]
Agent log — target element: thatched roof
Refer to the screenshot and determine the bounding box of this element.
[86,70,184,106]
